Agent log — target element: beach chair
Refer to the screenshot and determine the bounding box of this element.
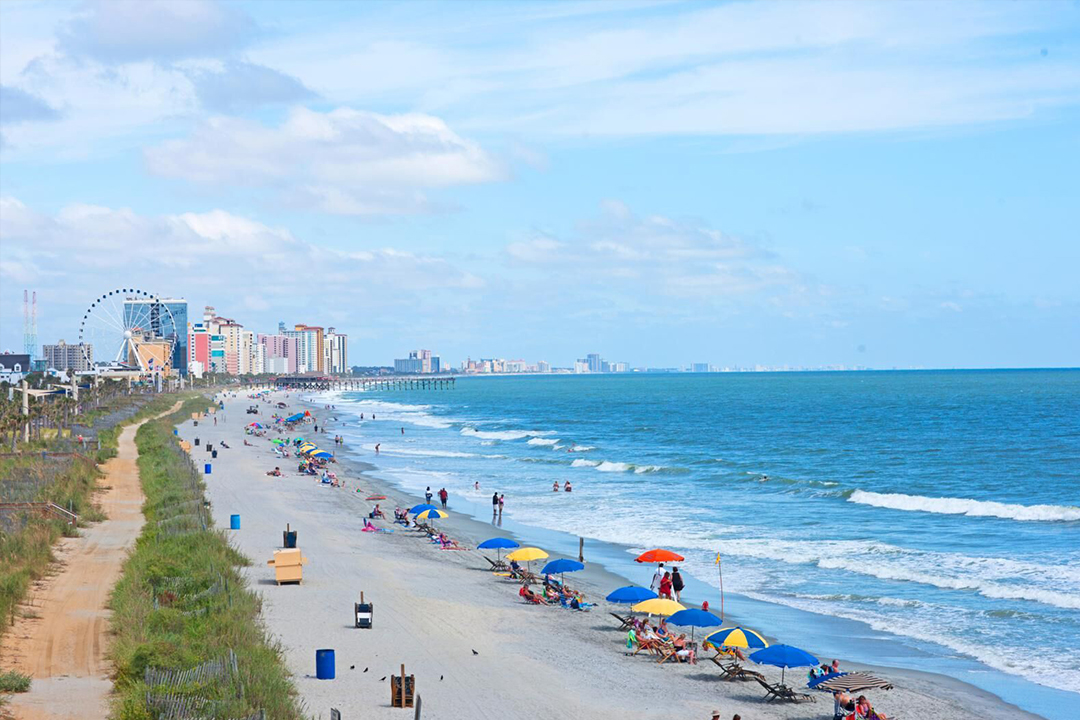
[610,611,634,630]
[753,677,815,702]
[485,556,509,572]
[712,659,764,682]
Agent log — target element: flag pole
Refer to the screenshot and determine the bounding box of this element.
[716,551,725,623]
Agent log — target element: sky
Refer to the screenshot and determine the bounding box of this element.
[0,0,1078,369]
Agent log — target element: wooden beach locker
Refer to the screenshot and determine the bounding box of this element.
[266,548,308,584]
[390,664,415,708]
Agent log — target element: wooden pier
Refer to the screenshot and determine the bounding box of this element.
[268,376,455,391]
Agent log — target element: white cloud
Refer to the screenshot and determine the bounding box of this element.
[57,0,254,65]
[252,1,1080,137]
[187,60,315,113]
[505,200,811,303]
[0,196,485,349]
[144,107,506,215]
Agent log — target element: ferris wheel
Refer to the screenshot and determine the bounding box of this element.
[78,289,178,374]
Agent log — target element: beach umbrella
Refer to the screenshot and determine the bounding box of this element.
[634,549,685,563]
[631,598,685,616]
[750,644,818,685]
[415,508,448,520]
[667,608,722,640]
[606,586,658,604]
[247,422,262,428]
[478,537,520,567]
[409,503,438,515]
[702,626,768,652]
[541,558,584,586]
[299,446,320,455]
[506,546,549,574]
[310,450,333,459]
[810,672,893,693]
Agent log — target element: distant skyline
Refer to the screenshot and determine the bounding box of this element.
[1,1,1078,369]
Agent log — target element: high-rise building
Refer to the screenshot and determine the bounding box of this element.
[692,363,710,373]
[395,349,439,374]
[587,353,602,372]
[240,330,264,375]
[42,340,92,372]
[188,322,210,371]
[324,328,349,374]
[537,361,551,373]
[575,359,589,373]
[259,334,298,374]
[286,325,324,373]
[123,296,187,374]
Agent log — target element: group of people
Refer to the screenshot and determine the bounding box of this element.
[517,574,592,611]
[627,617,697,663]
[552,480,573,492]
[649,562,685,601]
[834,692,889,720]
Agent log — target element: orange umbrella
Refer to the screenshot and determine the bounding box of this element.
[635,549,685,563]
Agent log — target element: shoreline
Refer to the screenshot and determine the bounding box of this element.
[189,390,1045,719]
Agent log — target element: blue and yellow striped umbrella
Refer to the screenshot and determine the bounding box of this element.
[703,626,768,650]
[415,508,448,520]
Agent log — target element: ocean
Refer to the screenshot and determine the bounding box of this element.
[311,370,1079,719]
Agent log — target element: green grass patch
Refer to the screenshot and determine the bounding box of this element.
[108,397,301,720]
[0,670,31,693]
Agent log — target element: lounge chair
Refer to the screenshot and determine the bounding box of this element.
[485,556,509,572]
[655,639,696,665]
[610,611,634,630]
[711,659,765,682]
[753,677,815,702]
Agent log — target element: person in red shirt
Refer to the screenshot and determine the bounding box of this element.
[659,571,673,599]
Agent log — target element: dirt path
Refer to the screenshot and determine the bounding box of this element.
[1,402,180,720]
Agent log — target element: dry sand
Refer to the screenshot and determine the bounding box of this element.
[1,403,178,720]
[181,392,1041,720]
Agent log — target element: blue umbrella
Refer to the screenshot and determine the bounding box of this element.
[310,450,333,459]
[478,537,520,567]
[409,503,438,515]
[478,537,520,550]
[750,644,819,685]
[667,608,723,640]
[606,586,658,604]
[541,558,585,575]
[541,558,585,586]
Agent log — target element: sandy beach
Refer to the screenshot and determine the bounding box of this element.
[178,390,1043,720]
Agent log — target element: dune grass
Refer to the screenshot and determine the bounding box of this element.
[108,397,301,720]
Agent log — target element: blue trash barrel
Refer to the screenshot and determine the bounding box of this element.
[204,463,212,474]
[230,514,240,530]
[315,649,335,679]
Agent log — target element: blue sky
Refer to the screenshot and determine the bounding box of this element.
[1,0,1078,368]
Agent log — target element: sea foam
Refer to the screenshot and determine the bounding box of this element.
[849,490,1080,522]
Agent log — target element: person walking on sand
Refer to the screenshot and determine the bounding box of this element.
[671,566,685,602]
[659,571,673,599]
[439,487,448,508]
[651,563,666,593]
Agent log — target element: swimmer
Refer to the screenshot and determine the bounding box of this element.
[553,481,560,492]
[564,481,572,492]
[474,480,480,490]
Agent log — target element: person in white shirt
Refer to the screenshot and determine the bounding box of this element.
[651,563,666,593]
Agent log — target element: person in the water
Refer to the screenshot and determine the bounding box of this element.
[564,480,572,492]
[553,481,560,491]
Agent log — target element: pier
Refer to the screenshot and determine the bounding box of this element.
[268,376,455,391]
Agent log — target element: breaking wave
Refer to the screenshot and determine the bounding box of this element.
[849,490,1080,522]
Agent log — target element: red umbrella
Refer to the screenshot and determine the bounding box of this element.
[635,549,685,563]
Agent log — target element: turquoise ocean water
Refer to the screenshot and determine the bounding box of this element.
[315,370,1079,719]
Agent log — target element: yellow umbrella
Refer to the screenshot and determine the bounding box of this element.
[505,546,549,575]
[415,508,448,520]
[632,598,685,616]
[702,626,768,650]
[506,547,548,562]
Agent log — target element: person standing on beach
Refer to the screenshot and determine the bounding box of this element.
[498,493,505,517]
[439,487,448,508]
[651,563,666,593]
[492,492,499,517]
[425,487,434,504]
[659,572,673,599]
[671,567,685,601]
